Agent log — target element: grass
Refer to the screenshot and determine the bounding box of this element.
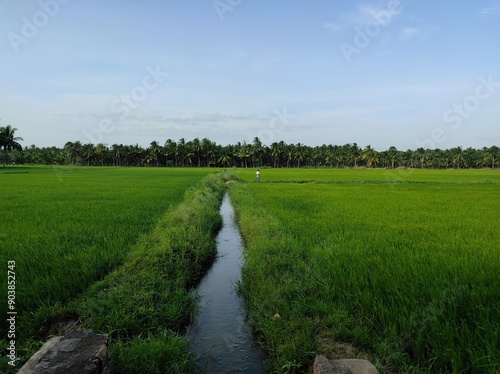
[0,166,223,372]
[110,331,195,374]
[2,166,498,373]
[72,170,235,373]
[229,168,500,373]
[235,167,500,184]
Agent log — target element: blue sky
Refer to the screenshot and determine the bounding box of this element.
[1,0,499,150]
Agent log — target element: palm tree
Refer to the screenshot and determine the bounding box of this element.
[163,139,177,166]
[252,137,263,167]
[285,144,294,168]
[219,145,235,167]
[361,145,379,168]
[64,141,83,165]
[82,143,95,166]
[351,143,361,167]
[387,146,398,169]
[415,147,428,169]
[191,137,202,167]
[232,142,251,168]
[111,144,123,166]
[202,138,215,166]
[295,143,306,167]
[185,150,195,166]
[95,143,108,166]
[270,142,281,168]
[129,144,145,167]
[333,145,343,168]
[450,147,464,169]
[177,138,186,166]
[149,140,161,167]
[312,146,325,167]
[0,125,23,167]
[218,153,232,167]
[486,146,499,169]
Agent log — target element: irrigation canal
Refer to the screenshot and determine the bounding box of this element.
[186,193,266,373]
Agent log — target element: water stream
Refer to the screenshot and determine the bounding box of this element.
[186,193,266,373]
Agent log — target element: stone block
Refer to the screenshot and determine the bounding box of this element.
[314,355,378,374]
[18,330,114,374]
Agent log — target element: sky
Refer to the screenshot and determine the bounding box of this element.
[0,0,499,150]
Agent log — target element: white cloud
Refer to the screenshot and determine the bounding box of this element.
[323,22,343,32]
[477,5,500,17]
[324,2,403,32]
[399,27,420,40]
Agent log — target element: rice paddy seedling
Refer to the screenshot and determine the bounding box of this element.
[230,168,500,373]
[0,166,222,372]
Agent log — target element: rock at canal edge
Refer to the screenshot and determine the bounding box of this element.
[313,355,378,374]
[18,330,115,374]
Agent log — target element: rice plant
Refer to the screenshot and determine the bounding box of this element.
[230,168,500,373]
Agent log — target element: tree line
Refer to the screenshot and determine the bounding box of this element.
[1,126,499,169]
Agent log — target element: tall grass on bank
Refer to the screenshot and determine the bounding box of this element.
[229,182,317,373]
[0,167,218,372]
[229,171,499,373]
[71,170,235,373]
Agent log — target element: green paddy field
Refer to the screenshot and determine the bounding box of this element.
[0,167,212,314]
[231,168,499,373]
[0,166,223,373]
[1,166,499,373]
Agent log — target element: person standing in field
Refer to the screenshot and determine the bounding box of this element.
[256,169,260,182]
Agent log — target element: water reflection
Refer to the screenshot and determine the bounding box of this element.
[187,194,266,374]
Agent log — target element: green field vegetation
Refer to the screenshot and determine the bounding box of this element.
[230,169,500,373]
[2,167,499,373]
[0,166,227,372]
[235,167,500,184]
[74,170,233,373]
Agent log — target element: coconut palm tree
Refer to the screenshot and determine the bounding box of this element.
[202,138,215,166]
[294,143,306,167]
[95,143,108,166]
[252,137,263,167]
[450,147,464,169]
[149,140,161,167]
[177,138,186,166]
[163,139,177,166]
[111,144,124,166]
[270,142,281,168]
[485,146,499,169]
[235,145,251,168]
[64,141,83,165]
[361,145,379,168]
[191,137,202,167]
[284,144,294,168]
[387,146,398,169]
[350,143,361,167]
[415,147,428,169]
[0,125,23,167]
[218,153,232,167]
[82,143,95,166]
